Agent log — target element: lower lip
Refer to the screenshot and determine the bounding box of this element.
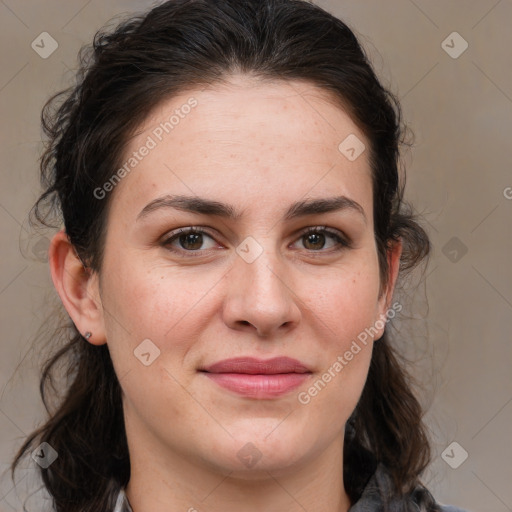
[202,372,311,398]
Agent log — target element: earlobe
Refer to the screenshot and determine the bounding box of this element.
[48,229,107,346]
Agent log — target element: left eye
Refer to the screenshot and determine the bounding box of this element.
[161,227,350,255]
[293,227,349,251]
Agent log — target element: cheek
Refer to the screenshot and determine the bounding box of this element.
[102,255,213,333]
[305,261,382,345]
[100,258,215,423]
[99,252,229,383]
[295,257,381,410]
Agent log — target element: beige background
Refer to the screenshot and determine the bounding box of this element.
[1,1,511,511]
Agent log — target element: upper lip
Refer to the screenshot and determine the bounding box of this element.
[200,357,312,374]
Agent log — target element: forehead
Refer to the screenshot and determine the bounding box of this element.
[139,74,362,151]
[110,75,372,222]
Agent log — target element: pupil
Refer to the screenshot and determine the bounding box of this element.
[305,232,324,250]
[181,233,202,250]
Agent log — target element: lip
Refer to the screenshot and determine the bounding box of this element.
[199,357,312,399]
[201,356,311,374]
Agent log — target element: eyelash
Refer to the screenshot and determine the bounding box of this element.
[160,226,352,257]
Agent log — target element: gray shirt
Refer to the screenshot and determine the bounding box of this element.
[113,464,470,512]
[348,462,469,512]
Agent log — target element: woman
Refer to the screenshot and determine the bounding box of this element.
[11,0,469,511]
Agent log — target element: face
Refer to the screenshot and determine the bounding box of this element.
[90,75,397,480]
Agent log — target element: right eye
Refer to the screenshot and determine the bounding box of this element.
[161,227,222,256]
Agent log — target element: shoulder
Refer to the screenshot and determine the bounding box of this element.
[349,463,470,512]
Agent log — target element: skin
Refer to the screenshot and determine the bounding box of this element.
[49,74,402,512]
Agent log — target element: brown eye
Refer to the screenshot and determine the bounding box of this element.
[294,227,351,252]
[178,232,204,250]
[303,231,327,250]
[162,228,219,254]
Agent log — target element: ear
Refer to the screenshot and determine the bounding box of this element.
[374,238,403,337]
[48,229,107,346]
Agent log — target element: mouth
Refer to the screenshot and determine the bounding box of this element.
[198,356,313,399]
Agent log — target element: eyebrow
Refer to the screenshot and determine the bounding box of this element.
[136,194,367,224]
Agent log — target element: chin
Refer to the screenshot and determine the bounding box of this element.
[203,426,314,478]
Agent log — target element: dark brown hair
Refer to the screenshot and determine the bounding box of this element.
[11,1,435,510]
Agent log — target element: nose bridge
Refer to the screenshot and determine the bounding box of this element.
[236,236,287,301]
[223,235,300,335]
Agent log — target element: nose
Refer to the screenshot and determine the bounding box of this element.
[222,244,301,338]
